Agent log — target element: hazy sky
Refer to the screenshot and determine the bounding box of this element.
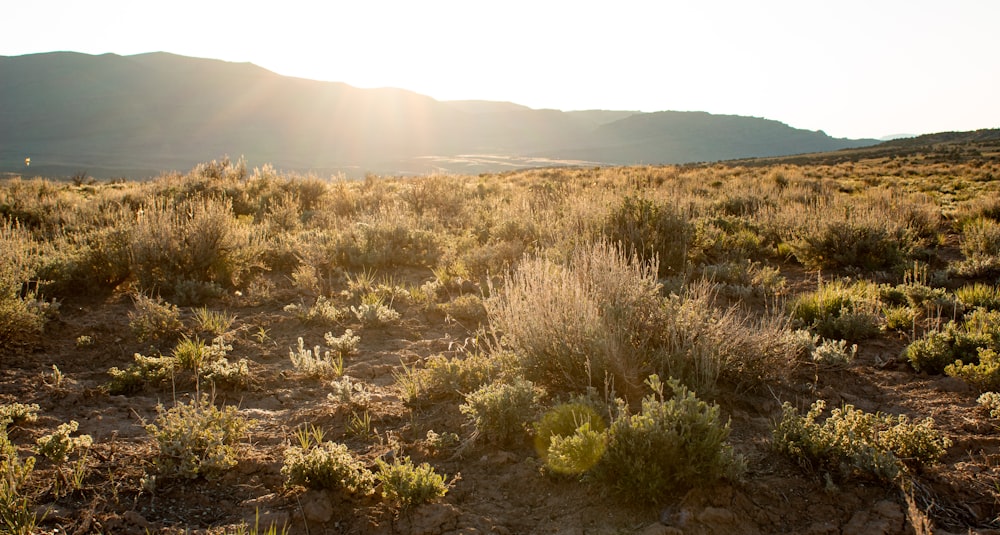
[3,0,998,139]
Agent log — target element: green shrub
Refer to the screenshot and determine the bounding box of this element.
[773,400,950,482]
[375,456,449,509]
[281,440,373,493]
[603,196,692,276]
[0,404,39,427]
[332,216,441,268]
[792,220,909,271]
[533,401,606,458]
[460,377,541,446]
[954,217,1000,277]
[534,400,608,475]
[977,392,1000,419]
[146,396,250,479]
[903,321,992,374]
[107,353,177,394]
[546,422,608,476]
[595,375,738,503]
[128,293,183,343]
[396,352,499,402]
[35,420,92,463]
[790,278,881,342]
[946,347,1000,392]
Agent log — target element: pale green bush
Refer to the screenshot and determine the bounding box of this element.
[129,196,265,302]
[128,293,183,343]
[811,339,857,366]
[107,353,177,395]
[289,337,343,378]
[790,278,882,342]
[146,396,250,479]
[395,352,499,402]
[460,377,541,445]
[0,404,39,427]
[35,420,92,463]
[281,440,373,493]
[977,392,1000,418]
[773,400,950,482]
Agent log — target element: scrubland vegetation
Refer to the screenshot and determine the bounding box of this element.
[2,150,1000,533]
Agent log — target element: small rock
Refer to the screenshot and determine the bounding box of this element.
[122,510,150,529]
[804,521,840,535]
[398,503,461,535]
[697,506,736,526]
[640,523,683,535]
[301,490,333,523]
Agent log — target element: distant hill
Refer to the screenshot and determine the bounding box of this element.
[722,129,1000,167]
[0,51,880,178]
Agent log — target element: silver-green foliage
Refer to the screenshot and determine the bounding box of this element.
[146,396,250,479]
[281,440,373,493]
[773,400,950,482]
[460,377,541,445]
[35,421,92,463]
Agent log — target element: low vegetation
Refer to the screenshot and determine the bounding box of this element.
[2,149,1000,532]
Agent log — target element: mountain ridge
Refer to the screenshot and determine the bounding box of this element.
[0,51,879,178]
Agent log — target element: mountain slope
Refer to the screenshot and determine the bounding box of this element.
[0,52,879,177]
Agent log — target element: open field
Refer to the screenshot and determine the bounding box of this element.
[3,146,1000,534]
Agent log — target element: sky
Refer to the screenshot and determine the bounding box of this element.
[2,0,998,139]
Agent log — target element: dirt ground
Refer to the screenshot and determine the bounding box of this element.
[3,260,999,535]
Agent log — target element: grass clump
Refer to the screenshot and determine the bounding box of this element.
[146,396,250,480]
[460,377,541,446]
[375,456,449,509]
[955,283,1000,311]
[594,375,739,503]
[773,400,950,483]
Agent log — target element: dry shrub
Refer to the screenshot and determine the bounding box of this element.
[129,196,264,301]
[485,241,663,395]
